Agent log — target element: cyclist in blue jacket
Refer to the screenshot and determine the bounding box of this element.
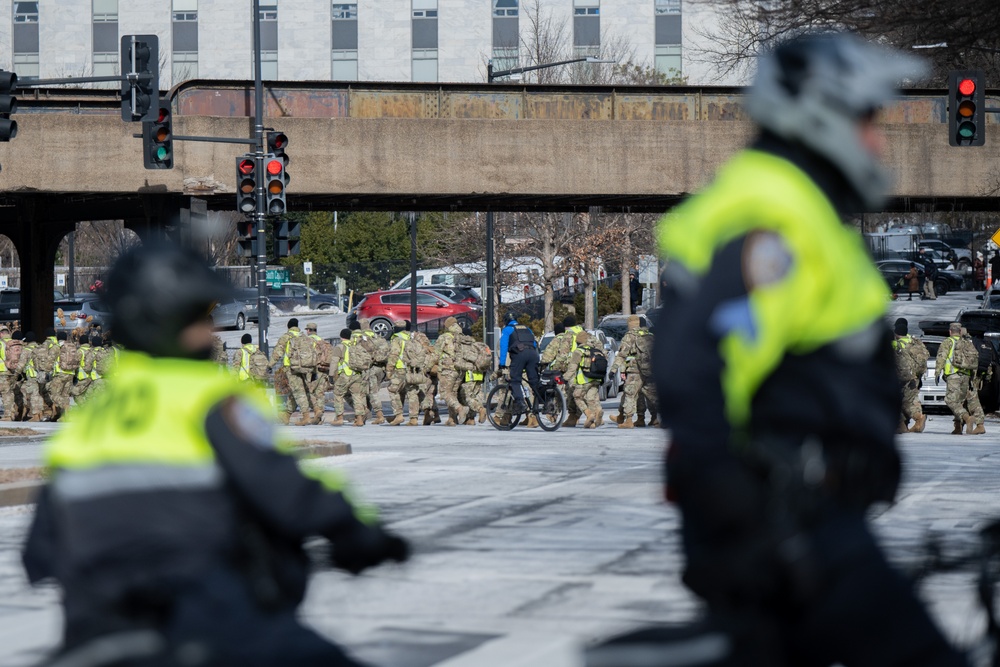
[499,312,539,416]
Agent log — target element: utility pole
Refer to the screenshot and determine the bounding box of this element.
[252,0,268,356]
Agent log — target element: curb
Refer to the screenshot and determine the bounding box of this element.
[0,443,352,508]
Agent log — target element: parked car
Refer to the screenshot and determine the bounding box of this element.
[210,290,259,331]
[977,287,1000,310]
[347,289,479,339]
[267,282,339,312]
[423,285,483,307]
[53,296,110,333]
[875,260,962,296]
[538,328,619,400]
[597,314,653,343]
[918,239,971,274]
[918,334,1000,414]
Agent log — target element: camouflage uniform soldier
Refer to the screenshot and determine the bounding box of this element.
[386,320,413,425]
[413,330,440,424]
[891,318,927,433]
[330,328,369,426]
[70,336,97,404]
[540,323,567,369]
[553,316,585,427]
[435,317,467,426]
[88,339,119,400]
[35,330,60,419]
[609,315,655,429]
[209,335,227,366]
[48,331,81,420]
[270,318,310,426]
[17,333,44,422]
[935,322,977,435]
[305,323,332,424]
[567,331,603,428]
[0,327,15,420]
[358,318,389,425]
[959,326,987,435]
[456,325,486,425]
[8,331,27,420]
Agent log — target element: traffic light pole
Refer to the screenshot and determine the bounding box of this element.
[253,0,268,356]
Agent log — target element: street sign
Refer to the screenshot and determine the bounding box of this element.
[992,227,1000,248]
[303,261,313,275]
[266,267,289,287]
[56,274,65,287]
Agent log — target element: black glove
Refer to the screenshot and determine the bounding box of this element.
[330,523,409,575]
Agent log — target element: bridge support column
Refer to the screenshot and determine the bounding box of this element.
[13,199,75,337]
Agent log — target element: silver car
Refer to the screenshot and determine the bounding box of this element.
[918,336,948,413]
[538,328,619,401]
[53,297,109,333]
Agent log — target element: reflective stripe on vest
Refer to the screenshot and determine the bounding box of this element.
[0,338,7,374]
[891,334,912,352]
[239,344,255,381]
[943,336,962,376]
[339,343,354,376]
[465,370,484,382]
[657,149,888,427]
[575,345,595,385]
[283,330,301,367]
[392,332,410,369]
[568,325,584,352]
[76,345,91,380]
[53,463,223,502]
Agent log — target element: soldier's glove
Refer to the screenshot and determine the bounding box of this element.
[330,523,410,575]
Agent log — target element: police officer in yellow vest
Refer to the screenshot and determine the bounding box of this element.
[22,242,408,667]
[655,34,962,665]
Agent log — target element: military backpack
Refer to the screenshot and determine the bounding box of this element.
[313,338,334,374]
[248,349,270,381]
[3,339,23,373]
[402,336,428,370]
[579,345,608,381]
[367,333,390,365]
[346,340,373,373]
[287,334,318,373]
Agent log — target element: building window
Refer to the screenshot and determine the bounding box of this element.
[92,0,118,80]
[492,0,518,69]
[412,48,437,82]
[654,0,681,76]
[259,50,278,80]
[573,0,599,53]
[259,1,277,52]
[13,1,39,78]
[172,0,198,81]
[331,2,357,80]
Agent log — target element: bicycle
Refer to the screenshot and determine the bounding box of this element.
[583,519,1000,666]
[486,368,566,431]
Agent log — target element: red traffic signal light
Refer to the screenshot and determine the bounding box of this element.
[236,155,258,213]
[948,70,986,147]
[264,155,286,214]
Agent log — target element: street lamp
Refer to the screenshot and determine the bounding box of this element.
[483,55,616,358]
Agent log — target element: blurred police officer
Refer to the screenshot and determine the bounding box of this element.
[655,33,962,665]
[22,241,408,667]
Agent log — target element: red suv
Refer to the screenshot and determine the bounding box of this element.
[348,289,480,338]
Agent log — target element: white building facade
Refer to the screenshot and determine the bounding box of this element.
[0,0,741,89]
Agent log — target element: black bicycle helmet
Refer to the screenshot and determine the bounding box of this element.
[105,241,235,358]
[504,311,517,325]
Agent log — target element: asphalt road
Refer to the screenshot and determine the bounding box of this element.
[0,289,996,666]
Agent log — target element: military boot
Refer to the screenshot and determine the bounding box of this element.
[278,412,291,426]
[909,414,927,433]
[353,414,366,427]
[582,410,595,428]
[973,422,987,435]
[618,416,635,429]
[649,415,660,428]
[952,418,963,435]
[589,409,604,429]
[444,417,457,427]
[330,415,344,426]
[478,407,488,424]
[312,410,325,425]
[296,412,312,426]
[407,417,420,426]
[635,414,647,428]
[964,414,976,435]
[563,414,580,428]
[611,412,624,425]
[456,406,470,425]
[28,413,42,423]
[372,411,386,426]
[433,409,442,424]
[525,414,540,428]
[389,414,405,426]
[896,419,908,434]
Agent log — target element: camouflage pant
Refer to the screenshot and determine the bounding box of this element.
[900,378,923,422]
[48,373,76,412]
[438,370,463,417]
[944,373,971,421]
[308,372,329,413]
[72,377,92,400]
[283,371,310,415]
[0,373,15,418]
[620,372,644,416]
[572,382,602,419]
[423,373,439,411]
[20,377,43,416]
[332,372,367,417]
[388,369,424,417]
[564,377,582,418]
[459,377,484,414]
[365,366,386,416]
[966,376,986,425]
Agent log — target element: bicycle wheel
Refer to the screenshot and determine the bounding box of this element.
[486,383,521,431]
[535,386,566,431]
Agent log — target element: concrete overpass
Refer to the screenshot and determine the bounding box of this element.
[0,80,997,333]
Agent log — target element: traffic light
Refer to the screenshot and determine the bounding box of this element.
[120,35,159,122]
[264,155,287,215]
[142,99,172,169]
[0,70,17,142]
[236,219,257,258]
[948,70,986,147]
[236,155,258,213]
[267,130,290,192]
[273,218,300,257]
